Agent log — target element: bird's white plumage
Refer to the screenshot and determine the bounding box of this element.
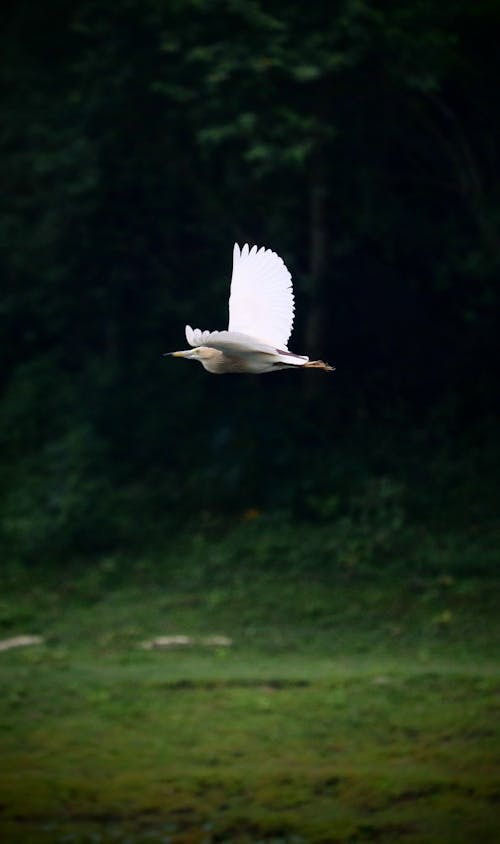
[227,243,294,348]
[184,326,308,367]
[185,327,278,355]
[170,243,333,374]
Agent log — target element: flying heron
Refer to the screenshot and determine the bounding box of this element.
[165,243,334,375]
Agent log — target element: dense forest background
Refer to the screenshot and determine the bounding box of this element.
[1,0,499,563]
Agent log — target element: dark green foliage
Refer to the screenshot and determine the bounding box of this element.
[0,0,499,559]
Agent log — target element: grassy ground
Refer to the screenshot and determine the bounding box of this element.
[1,521,500,843]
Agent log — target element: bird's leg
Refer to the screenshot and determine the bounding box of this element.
[303,360,335,372]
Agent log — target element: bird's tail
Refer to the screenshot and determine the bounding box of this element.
[303,360,335,372]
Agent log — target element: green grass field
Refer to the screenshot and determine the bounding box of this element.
[1,521,499,843]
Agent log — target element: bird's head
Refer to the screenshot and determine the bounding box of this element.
[163,348,201,361]
[164,347,220,364]
[164,346,224,373]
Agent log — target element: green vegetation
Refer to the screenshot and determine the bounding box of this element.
[1,1,499,840]
[1,511,499,843]
[1,0,499,557]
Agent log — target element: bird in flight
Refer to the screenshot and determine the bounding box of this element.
[165,243,334,374]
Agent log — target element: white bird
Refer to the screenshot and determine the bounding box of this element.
[165,243,334,374]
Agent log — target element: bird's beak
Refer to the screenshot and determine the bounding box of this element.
[162,349,196,358]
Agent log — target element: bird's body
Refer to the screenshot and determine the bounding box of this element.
[191,343,309,375]
[166,243,333,375]
[192,347,288,375]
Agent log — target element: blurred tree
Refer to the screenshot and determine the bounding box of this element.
[0,0,498,556]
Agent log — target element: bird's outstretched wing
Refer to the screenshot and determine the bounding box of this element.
[227,243,294,349]
[185,326,280,356]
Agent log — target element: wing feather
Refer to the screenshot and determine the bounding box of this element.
[185,326,278,356]
[228,243,294,348]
